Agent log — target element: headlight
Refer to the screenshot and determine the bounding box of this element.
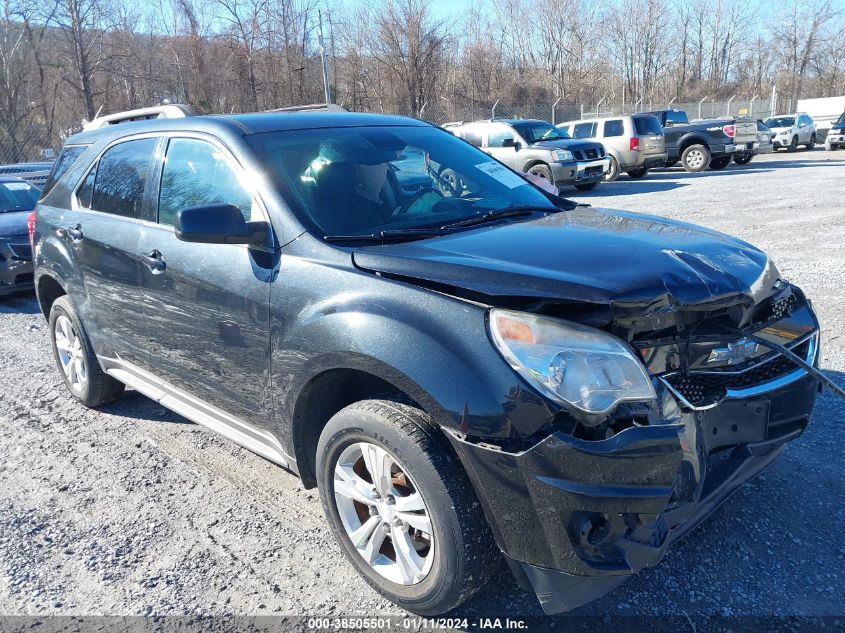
[489,309,656,419]
[551,149,573,162]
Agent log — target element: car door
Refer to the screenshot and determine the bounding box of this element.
[483,123,522,170]
[66,136,160,364]
[137,134,278,430]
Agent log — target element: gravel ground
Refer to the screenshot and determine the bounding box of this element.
[1,148,843,621]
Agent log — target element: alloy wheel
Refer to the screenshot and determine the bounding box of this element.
[686,149,705,169]
[333,442,435,585]
[54,315,87,393]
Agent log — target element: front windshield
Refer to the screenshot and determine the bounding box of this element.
[766,117,795,128]
[836,113,845,126]
[512,123,570,143]
[247,126,559,237]
[0,180,39,212]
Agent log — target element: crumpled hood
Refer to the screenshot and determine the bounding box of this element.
[352,208,778,314]
[0,210,29,239]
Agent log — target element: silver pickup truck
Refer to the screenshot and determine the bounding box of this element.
[444,119,609,191]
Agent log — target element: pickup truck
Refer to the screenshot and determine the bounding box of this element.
[643,109,758,172]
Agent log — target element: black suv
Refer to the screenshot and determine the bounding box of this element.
[32,111,821,615]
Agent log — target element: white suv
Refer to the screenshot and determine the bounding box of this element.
[764,113,817,151]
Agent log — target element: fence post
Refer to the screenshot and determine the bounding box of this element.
[726,94,735,116]
[698,96,708,119]
[491,99,499,119]
[667,96,676,108]
[580,103,584,119]
[595,96,606,116]
[749,95,758,116]
[552,97,561,125]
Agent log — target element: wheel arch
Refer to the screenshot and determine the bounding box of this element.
[35,273,67,320]
[678,135,708,153]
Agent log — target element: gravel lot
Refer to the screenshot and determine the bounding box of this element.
[1,148,843,621]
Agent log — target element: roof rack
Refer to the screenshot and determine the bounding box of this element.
[266,103,348,113]
[83,104,194,130]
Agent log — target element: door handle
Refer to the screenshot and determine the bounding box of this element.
[141,249,166,273]
[57,223,83,242]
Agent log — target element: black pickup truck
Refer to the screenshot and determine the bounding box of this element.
[644,109,758,172]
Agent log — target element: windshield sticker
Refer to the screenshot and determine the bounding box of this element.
[475,162,527,189]
[3,182,30,191]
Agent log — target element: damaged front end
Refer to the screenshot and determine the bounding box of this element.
[446,280,820,614]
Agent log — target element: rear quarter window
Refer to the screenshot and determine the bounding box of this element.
[40,145,87,198]
[603,120,625,137]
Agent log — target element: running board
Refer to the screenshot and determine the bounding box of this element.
[99,355,292,469]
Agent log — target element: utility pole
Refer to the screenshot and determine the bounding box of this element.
[318,9,331,106]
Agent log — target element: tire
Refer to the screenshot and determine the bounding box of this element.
[316,400,498,616]
[527,163,553,182]
[787,136,798,152]
[681,144,711,172]
[806,133,816,150]
[826,141,839,151]
[49,296,125,407]
[603,155,620,182]
[574,181,598,191]
[625,167,648,178]
[733,153,753,165]
[709,156,731,170]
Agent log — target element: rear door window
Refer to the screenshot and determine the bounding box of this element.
[633,115,663,135]
[572,122,597,139]
[665,110,689,125]
[157,137,255,226]
[603,120,625,137]
[41,145,87,197]
[91,138,158,219]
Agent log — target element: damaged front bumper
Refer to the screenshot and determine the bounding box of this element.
[447,296,821,614]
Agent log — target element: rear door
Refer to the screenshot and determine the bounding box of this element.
[137,134,277,430]
[65,136,160,363]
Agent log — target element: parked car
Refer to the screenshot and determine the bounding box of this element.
[0,161,54,189]
[643,109,757,171]
[0,176,40,295]
[445,119,609,191]
[557,114,667,181]
[33,110,822,616]
[824,112,845,151]
[764,113,817,151]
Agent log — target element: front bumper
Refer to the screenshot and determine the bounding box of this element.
[0,240,34,295]
[551,158,609,187]
[827,131,845,145]
[448,340,819,613]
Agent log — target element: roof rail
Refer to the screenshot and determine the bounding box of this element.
[83,104,194,130]
[266,103,348,113]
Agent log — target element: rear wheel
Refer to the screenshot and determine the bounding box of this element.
[574,181,599,191]
[681,144,710,172]
[49,296,124,407]
[316,400,497,615]
[603,155,620,182]
[733,153,753,165]
[806,133,816,150]
[709,156,732,170]
[625,167,648,178]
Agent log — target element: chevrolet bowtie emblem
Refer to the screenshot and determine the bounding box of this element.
[707,338,759,365]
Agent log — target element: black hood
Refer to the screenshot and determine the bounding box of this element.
[352,209,778,318]
[530,139,604,154]
[0,210,30,238]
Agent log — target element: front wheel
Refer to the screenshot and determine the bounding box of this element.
[787,136,798,152]
[603,155,620,182]
[733,153,753,165]
[316,400,497,615]
[527,163,553,183]
[625,167,648,178]
[681,144,711,172]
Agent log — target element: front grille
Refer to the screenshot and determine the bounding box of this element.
[584,148,599,160]
[663,337,813,408]
[8,242,32,260]
[769,293,798,321]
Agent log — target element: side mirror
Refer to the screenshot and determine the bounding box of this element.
[501,137,520,149]
[175,203,268,245]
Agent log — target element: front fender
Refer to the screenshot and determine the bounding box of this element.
[270,254,558,455]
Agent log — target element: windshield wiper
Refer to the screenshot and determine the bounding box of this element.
[324,228,450,243]
[439,205,553,229]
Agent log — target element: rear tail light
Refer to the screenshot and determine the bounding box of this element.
[629,137,640,151]
[28,211,36,245]
[722,124,736,138]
